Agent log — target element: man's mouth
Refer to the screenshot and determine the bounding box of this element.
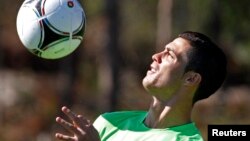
[149,67,156,73]
[147,65,158,74]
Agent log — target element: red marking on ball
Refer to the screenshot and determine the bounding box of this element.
[67,1,74,8]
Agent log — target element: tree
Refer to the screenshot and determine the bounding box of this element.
[156,0,173,51]
[98,0,121,111]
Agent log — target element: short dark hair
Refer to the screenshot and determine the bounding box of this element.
[179,31,227,104]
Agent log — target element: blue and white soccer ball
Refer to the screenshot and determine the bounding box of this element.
[16,0,86,59]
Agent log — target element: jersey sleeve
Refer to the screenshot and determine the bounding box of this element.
[93,115,106,137]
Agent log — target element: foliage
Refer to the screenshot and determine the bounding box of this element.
[0,0,249,140]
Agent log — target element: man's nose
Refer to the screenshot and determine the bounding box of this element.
[152,52,163,63]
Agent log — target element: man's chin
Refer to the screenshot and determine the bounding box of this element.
[142,77,154,91]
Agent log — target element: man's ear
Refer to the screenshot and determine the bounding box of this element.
[183,71,201,86]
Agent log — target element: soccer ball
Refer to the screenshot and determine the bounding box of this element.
[16,0,86,59]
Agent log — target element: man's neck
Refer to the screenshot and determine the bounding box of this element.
[144,96,192,128]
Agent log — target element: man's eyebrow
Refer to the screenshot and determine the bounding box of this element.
[165,45,175,52]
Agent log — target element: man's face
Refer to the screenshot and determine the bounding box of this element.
[142,37,192,99]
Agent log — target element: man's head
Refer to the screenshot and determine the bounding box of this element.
[179,31,227,104]
[142,31,227,104]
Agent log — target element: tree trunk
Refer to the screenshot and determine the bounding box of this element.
[156,0,173,51]
[98,0,120,112]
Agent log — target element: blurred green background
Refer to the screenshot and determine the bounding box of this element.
[0,0,250,140]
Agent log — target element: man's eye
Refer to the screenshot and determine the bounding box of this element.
[169,50,177,61]
[167,54,174,61]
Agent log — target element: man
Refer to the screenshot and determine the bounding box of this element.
[55,31,227,141]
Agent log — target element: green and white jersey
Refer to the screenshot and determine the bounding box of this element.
[93,111,203,141]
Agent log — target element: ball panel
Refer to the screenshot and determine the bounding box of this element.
[16,5,44,49]
[41,37,82,59]
[43,0,85,34]
[71,9,85,34]
[41,0,60,15]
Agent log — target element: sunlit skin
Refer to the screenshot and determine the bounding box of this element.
[55,37,202,140]
[55,106,100,141]
[142,37,201,128]
[143,37,191,100]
